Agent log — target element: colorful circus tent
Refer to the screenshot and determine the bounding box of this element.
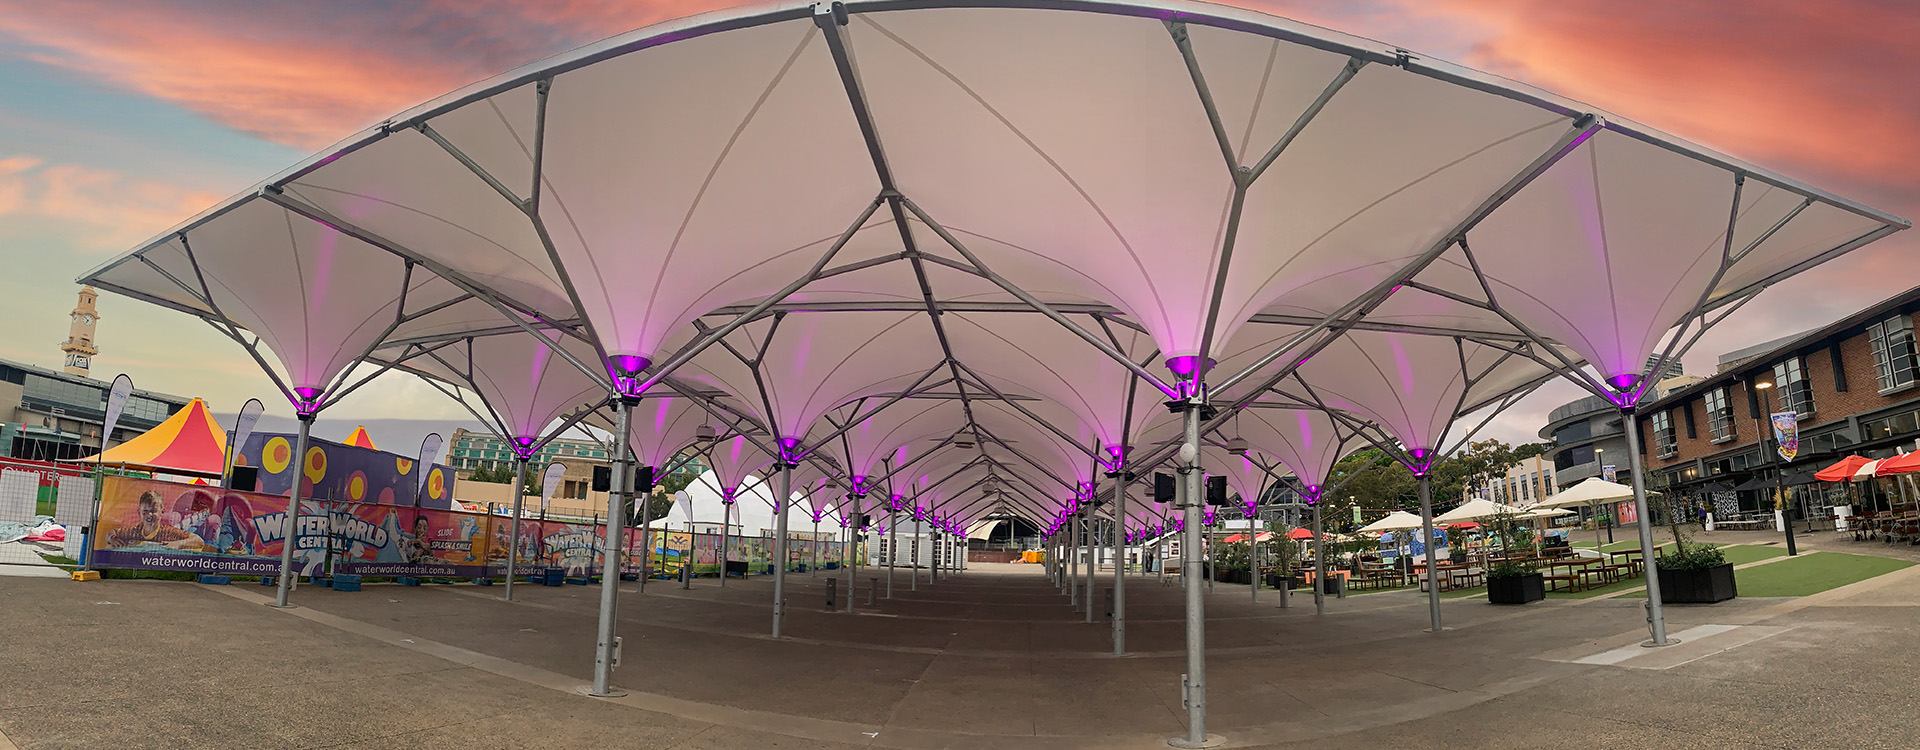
[341,426,378,450]
[77,397,228,478]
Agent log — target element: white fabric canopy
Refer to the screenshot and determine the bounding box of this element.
[77,0,1906,530]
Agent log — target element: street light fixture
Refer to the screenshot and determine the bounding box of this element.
[1594,447,1611,543]
[1751,381,1797,555]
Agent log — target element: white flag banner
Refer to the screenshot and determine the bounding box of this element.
[541,461,567,514]
[415,433,443,494]
[231,398,264,454]
[99,374,132,452]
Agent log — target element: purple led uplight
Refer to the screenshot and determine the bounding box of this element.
[1101,444,1128,474]
[1164,355,1217,399]
[609,355,651,397]
[778,436,802,463]
[292,386,324,416]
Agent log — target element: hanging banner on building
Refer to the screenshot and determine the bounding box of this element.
[1601,464,1617,483]
[1771,411,1800,462]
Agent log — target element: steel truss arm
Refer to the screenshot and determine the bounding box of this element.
[259,188,614,392]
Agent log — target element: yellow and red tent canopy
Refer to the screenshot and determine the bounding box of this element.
[342,425,377,450]
[78,397,228,478]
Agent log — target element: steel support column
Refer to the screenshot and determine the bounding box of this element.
[1112,472,1128,655]
[270,414,314,608]
[1174,401,1210,748]
[773,461,792,638]
[1418,474,1442,633]
[1624,410,1672,646]
[1311,503,1326,615]
[505,456,528,601]
[590,396,633,697]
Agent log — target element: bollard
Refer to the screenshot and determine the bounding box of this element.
[867,577,879,607]
[681,562,692,590]
[1103,586,1113,620]
[826,577,838,611]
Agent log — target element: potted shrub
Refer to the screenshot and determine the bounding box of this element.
[1262,531,1301,589]
[1657,542,1736,603]
[1653,495,1737,604]
[1486,560,1544,604]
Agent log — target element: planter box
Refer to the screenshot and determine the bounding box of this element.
[1263,572,1297,590]
[1658,563,1737,604]
[1231,569,1252,585]
[1487,573,1545,605]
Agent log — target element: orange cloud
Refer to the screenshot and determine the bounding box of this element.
[1418,0,1920,195]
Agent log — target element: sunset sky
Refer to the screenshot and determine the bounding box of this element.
[1,0,1914,451]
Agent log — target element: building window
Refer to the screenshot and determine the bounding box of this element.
[1771,358,1813,416]
[1704,387,1735,443]
[1651,411,1677,459]
[1869,314,1918,394]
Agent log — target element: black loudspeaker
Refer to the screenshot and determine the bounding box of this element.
[1206,475,1227,506]
[1153,472,1175,502]
[635,465,655,493]
[228,466,258,492]
[592,465,611,492]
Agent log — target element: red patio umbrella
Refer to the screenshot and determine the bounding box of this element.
[1444,521,1480,529]
[1872,452,1920,476]
[1816,455,1873,481]
[1285,527,1315,540]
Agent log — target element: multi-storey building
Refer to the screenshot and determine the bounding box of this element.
[1484,455,1556,506]
[0,357,187,460]
[448,427,707,516]
[1635,285,1920,519]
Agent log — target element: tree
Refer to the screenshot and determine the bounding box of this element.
[1428,439,1524,506]
[632,469,696,524]
[465,464,516,484]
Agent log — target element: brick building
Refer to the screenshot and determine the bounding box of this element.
[1635,285,1920,518]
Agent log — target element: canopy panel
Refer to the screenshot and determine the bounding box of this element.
[397,329,605,447]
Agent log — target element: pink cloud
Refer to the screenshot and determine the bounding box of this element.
[0,0,742,149]
[0,156,224,251]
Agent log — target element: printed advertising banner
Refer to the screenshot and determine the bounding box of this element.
[235,433,456,510]
[91,476,849,579]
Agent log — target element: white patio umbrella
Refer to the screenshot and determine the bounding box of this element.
[1534,477,1659,549]
[1433,498,1527,524]
[1358,510,1424,533]
[1519,506,1573,520]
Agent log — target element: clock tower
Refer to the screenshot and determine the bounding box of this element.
[61,286,100,377]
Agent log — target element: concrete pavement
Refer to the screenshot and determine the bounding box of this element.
[3,541,1918,748]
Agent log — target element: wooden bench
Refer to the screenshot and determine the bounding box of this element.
[1543,573,1582,592]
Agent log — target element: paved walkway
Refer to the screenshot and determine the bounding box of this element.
[4,542,1918,748]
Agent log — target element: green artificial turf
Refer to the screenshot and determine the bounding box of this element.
[1724,552,1913,597]
[1621,551,1913,598]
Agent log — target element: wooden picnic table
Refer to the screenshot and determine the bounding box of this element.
[1544,556,1613,591]
[1606,545,1664,577]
